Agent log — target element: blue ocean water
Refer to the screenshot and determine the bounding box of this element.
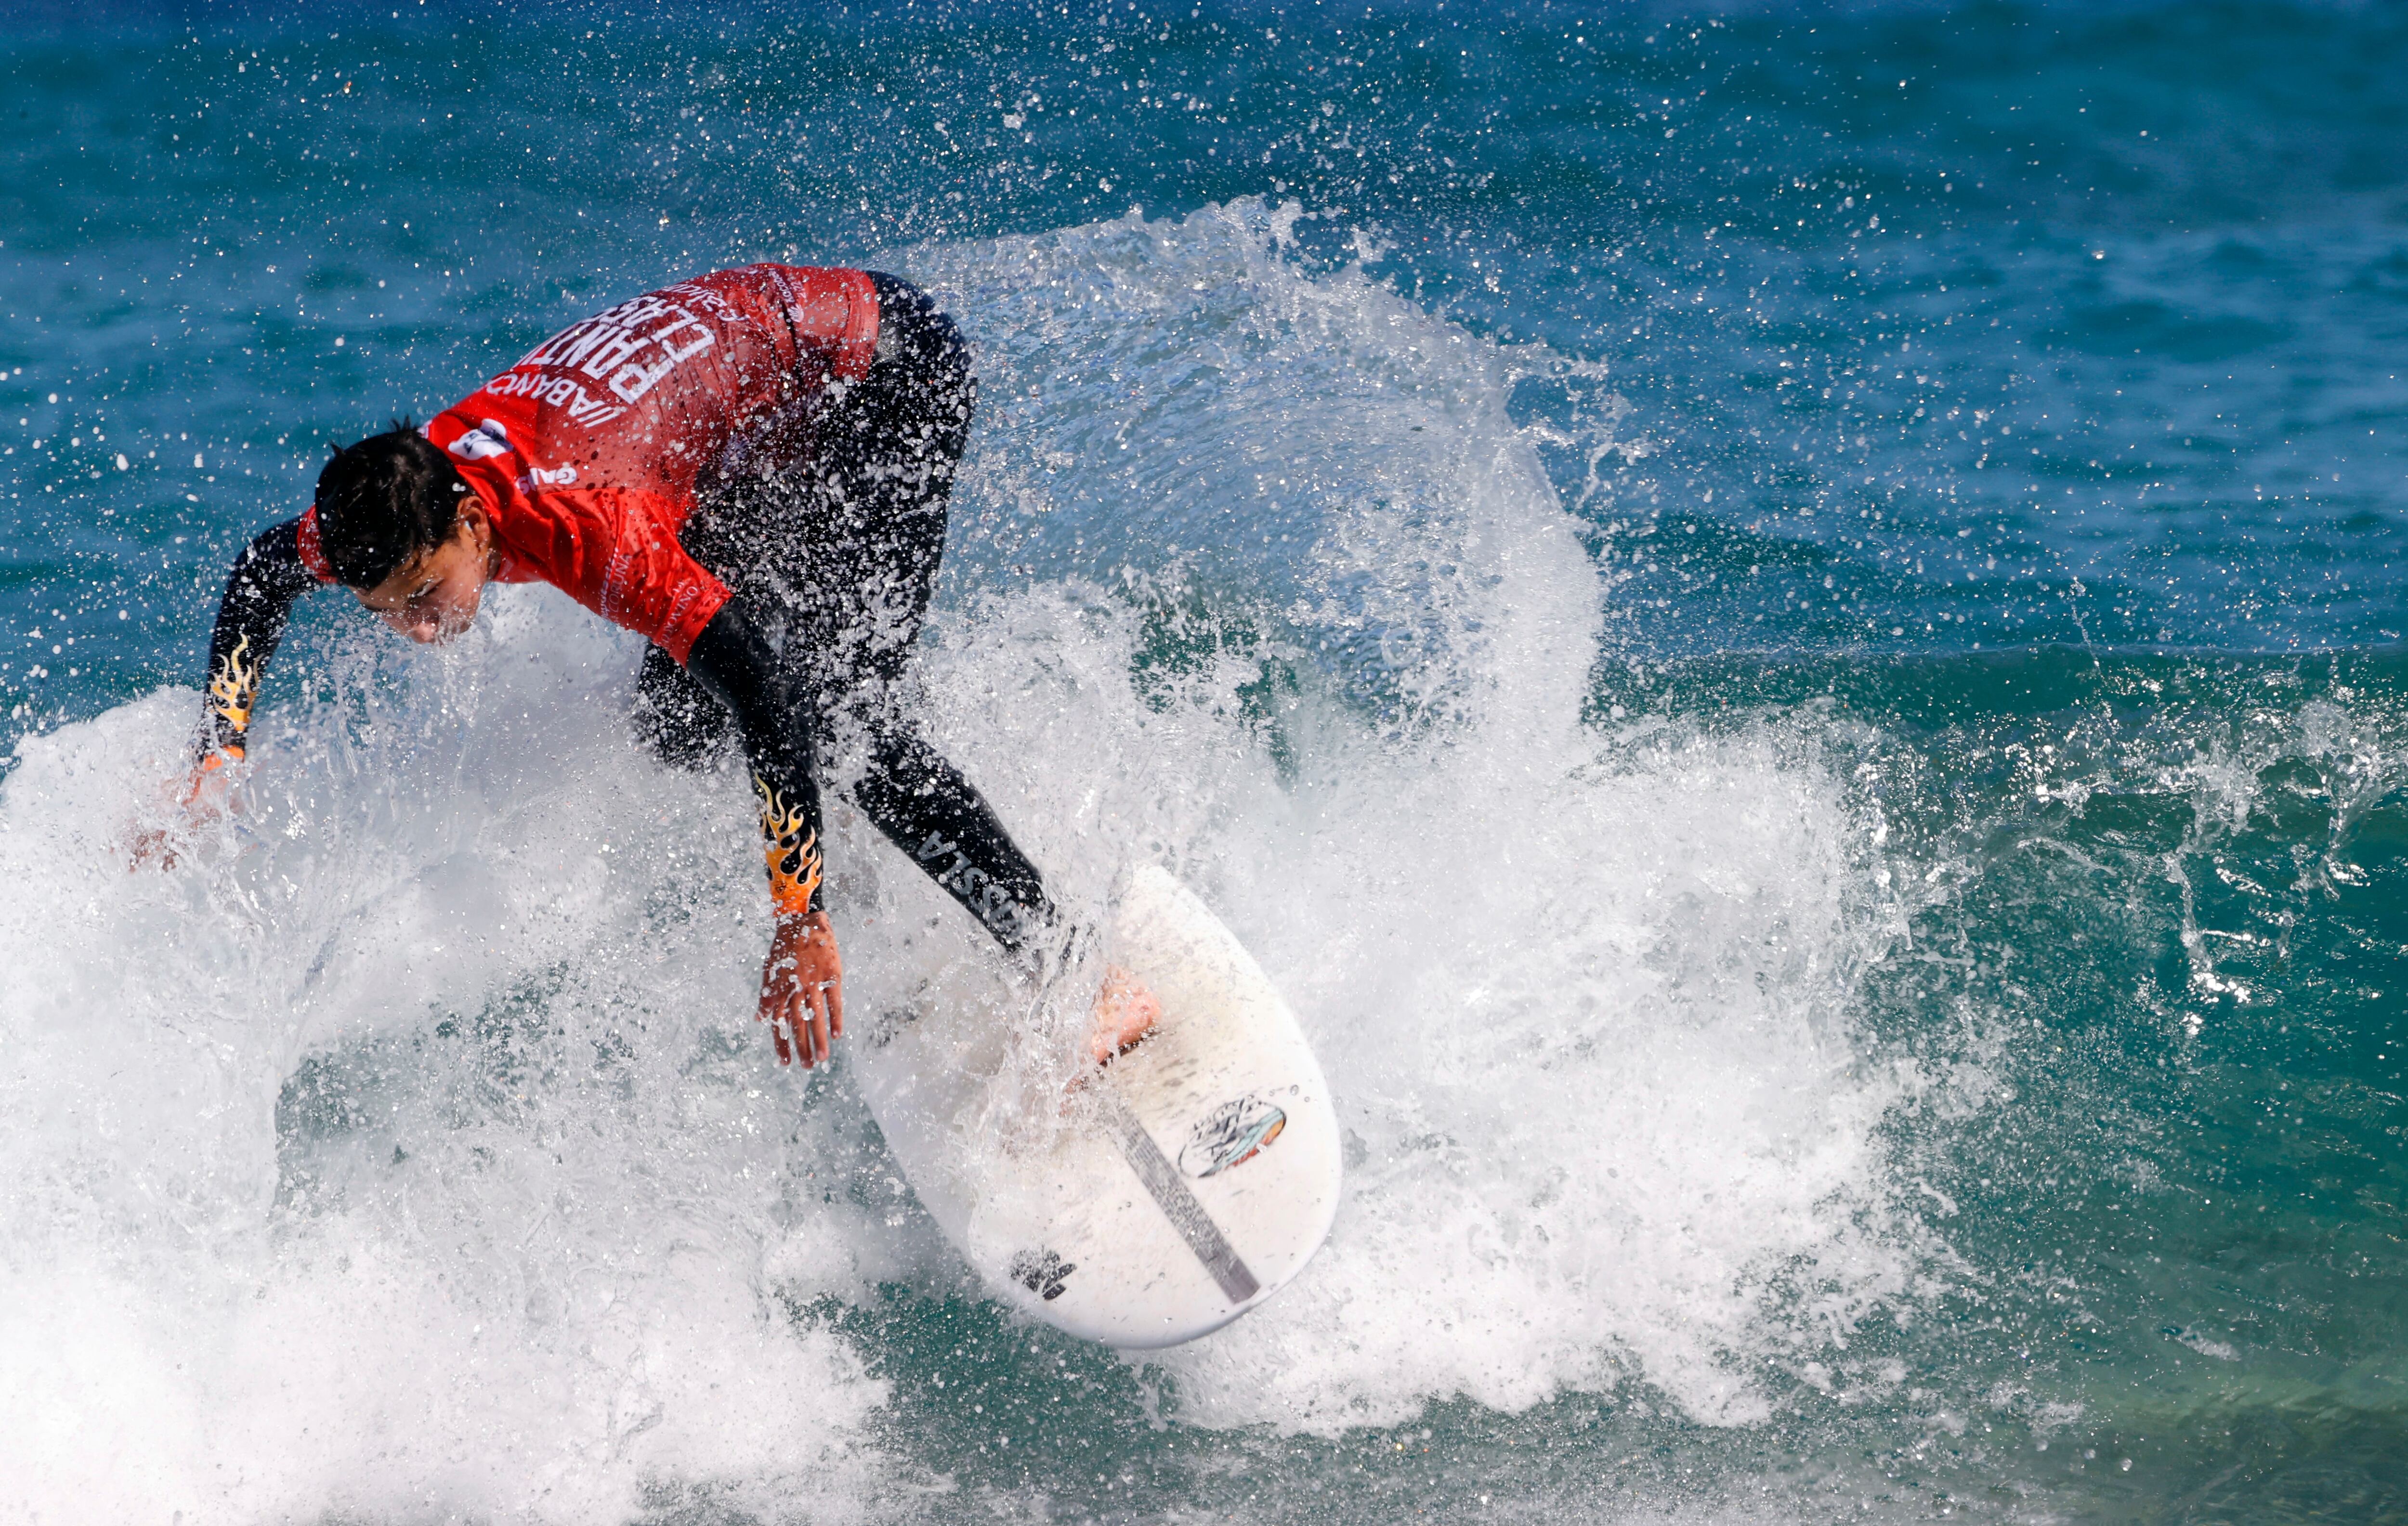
[3,2,2406,1520]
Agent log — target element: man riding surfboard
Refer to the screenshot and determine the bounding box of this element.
[143,264,1156,1069]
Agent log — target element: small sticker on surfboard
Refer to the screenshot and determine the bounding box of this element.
[1010,1249,1077,1301]
[1179,1095,1289,1179]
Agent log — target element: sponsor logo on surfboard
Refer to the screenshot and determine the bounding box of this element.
[1178,1095,1288,1179]
[1009,1249,1076,1302]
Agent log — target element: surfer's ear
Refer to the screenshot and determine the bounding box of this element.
[453,496,493,555]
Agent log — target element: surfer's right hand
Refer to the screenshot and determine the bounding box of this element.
[759,908,845,1068]
[129,761,235,873]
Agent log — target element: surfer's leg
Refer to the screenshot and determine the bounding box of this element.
[666,275,1077,969]
[853,730,1157,1054]
[803,276,1070,961]
[852,723,1059,956]
[818,273,973,682]
[632,273,969,770]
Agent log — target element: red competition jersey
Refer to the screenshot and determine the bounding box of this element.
[296,264,881,662]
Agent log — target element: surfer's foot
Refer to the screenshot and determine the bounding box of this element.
[1088,965,1160,1065]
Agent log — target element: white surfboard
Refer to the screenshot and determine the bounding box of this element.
[843,864,1341,1348]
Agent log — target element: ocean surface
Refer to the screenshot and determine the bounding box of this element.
[4,1,2406,1520]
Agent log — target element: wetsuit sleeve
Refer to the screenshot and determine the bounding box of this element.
[683,604,824,918]
[192,518,323,768]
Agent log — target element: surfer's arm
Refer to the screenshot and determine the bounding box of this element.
[132,520,322,869]
[684,604,845,1067]
[192,517,323,773]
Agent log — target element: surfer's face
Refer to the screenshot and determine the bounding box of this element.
[353,501,494,645]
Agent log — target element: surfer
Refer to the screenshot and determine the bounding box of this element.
[140,265,1156,1070]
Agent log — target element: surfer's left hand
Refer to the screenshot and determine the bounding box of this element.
[760,909,844,1068]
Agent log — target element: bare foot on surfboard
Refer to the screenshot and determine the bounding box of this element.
[1088,965,1160,1065]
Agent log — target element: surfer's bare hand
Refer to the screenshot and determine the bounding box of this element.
[130,762,235,873]
[760,909,844,1068]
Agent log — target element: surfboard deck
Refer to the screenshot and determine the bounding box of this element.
[844,864,1341,1348]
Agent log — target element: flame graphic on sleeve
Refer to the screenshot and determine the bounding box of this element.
[206,636,262,734]
[754,774,823,915]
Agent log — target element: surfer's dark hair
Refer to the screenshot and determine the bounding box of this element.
[314,421,470,588]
